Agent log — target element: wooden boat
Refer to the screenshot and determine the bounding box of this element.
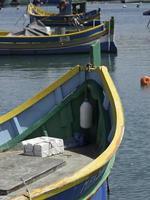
[0,18,117,55]
[2,0,28,6]
[0,41,124,200]
[143,9,150,27]
[121,0,150,2]
[143,9,150,16]
[27,2,100,26]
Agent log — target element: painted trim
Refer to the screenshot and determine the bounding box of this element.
[0,24,104,39]
[79,155,115,200]
[0,30,107,49]
[10,66,124,200]
[28,3,55,16]
[0,66,80,124]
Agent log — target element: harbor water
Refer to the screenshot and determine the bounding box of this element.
[0,2,150,199]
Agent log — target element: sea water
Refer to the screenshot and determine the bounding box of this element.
[0,2,150,199]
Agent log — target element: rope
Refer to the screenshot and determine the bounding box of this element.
[20,177,32,200]
[147,19,150,28]
[107,177,110,199]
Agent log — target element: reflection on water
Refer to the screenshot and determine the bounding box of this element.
[0,54,88,69]
[0,2,150,200]
[0,4,117,115]
[0,53,116,115]
[102,53,116,72]
[0,53,116,70]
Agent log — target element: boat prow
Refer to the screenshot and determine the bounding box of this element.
[0,42,124,200]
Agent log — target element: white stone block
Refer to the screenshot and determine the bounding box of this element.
[22,136,64,157]
[40,136,64,147]
[34,142,52,157]
[50,146,64,155]
[53,137,63,147]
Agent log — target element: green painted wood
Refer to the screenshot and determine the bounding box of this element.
[78,155,116,200]
[90,40,101,67]
[0,80,108,153]
[110,16,114,35]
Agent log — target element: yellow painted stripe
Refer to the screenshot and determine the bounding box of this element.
[0,24,104,39]
[0,66,80,124]
[0,29,107,49]
[0,32,9,36]
[27,3,54,16]
[10,66,124,200]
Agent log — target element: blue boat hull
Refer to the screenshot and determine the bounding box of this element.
[0,41,117,55]
[36,155,115,200]
[0,17,117,55]
[46,182,108,200]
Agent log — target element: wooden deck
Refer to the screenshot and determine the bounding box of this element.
[0,144,99,200]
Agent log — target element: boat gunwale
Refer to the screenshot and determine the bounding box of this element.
[27,3,56,17]
[0,66,80,124]
[0,30,108,50]
[27,3,100,18]
[9,66,124,200]
[0,24,104,39]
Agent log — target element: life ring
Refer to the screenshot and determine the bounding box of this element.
[140,76,150,86]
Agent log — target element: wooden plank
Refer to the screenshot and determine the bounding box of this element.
[0,151,65,195]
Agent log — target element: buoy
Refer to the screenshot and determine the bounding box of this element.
[122,4,127,8]
[80,99,93,129]
[140,76,150,86]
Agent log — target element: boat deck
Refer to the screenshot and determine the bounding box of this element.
[0,144,99,200]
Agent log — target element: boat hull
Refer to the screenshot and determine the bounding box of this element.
[0,20,117,55]
[37,155,115,200]
[28,3,100,26]
[0,44,124,199]
[43,168,110,200]
[0,40,116,55]
[143,9,150,16]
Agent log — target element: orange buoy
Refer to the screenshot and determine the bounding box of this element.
[140,76,150,86]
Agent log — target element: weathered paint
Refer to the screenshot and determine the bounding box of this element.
[7,65,124,200]
[0,19,117,54]
[28,3,100,25]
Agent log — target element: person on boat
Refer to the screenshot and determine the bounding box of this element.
[32,0,41,6]
[10,0,19,6]
[0,0,4,10]
[57,0,71,15]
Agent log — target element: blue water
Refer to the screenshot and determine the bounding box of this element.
[0,2,150,199]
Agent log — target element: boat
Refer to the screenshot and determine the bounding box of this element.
[0,18,117,55]
[2,0,28,6]
[0,41,124,200]
[121,0,150,3]
[143,9,150,16]
[143,9,150,27]
[27,1,100,26]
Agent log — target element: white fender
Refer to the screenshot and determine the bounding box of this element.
[80,99,93,129]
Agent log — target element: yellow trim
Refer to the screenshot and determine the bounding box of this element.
[27,3,82,17]
[0,66,80,124]
[0,30,107,49]
[52,24,103,37]
[10,66,124,200]
[0,24,104,39]
[0,32,9,36]
[27,3,55,16]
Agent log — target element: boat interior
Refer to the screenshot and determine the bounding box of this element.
[0,80,112,199]
[28,2,86,16]
[5,20,101,37]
